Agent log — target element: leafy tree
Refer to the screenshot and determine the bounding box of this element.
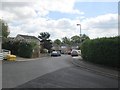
[38,32,50,41]
[81,34,90,42]
[54,39,61,45]
[17,41,34,58]
[2,39,36,58]
[38,32,52,52]
[62,37,71,45]
[2,39,12,50]
[0,19,10,44]
[71,34,90,44]
[43,40,52,51]
[71,35,80,44]
[0,19,10,38]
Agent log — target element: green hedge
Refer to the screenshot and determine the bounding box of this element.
[18,42,33,58]
[2,40,36,58]
[81,36,119,67]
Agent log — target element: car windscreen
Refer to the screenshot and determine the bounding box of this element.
[52,51,57,54]
[72,51,78,54]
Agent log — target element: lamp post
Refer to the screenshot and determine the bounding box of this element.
[77,24,81,43]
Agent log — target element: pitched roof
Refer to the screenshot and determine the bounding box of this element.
[17,34,40,41]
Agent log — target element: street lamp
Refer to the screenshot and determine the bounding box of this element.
[77,24,82,43]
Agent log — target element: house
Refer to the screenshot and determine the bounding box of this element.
[60,44,71,54]
[14,34,41,58]
[8,37,15,41]
[71,43,79,50]
[15,34,40,45]
[52,43,61,51]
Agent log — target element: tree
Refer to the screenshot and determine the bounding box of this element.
[18,41,34,58]
[71,35,80,44]
[62,37,71,45]
[71,34,90,44]
[78,34,90,49]
[81,34,90,42]
[0,19,10,43]
[0,19,10,38]
[54,39,61,45]
[38,32,52,52]
[43,40,52,51]
[38,32,50,41]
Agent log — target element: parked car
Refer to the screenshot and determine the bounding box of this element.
[2,49,11,60]
[71,50,81,57]
[51,51,61,57]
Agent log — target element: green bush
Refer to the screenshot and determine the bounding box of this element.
[18,42,33,58]
[81,36,119,67]
[2,40,36,58]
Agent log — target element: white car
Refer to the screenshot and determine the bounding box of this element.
[2,49,11,59]
[71,50,81,57]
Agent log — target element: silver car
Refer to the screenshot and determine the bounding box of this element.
[51,51,61,57]
[71,50,81,57]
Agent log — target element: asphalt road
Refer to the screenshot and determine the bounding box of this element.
[2,55,118,88]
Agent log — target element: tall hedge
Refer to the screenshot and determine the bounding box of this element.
[18,42,33,58]
[2,40,36,58]
[81,36,119,67]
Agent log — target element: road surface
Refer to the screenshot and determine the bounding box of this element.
[2,55,118,88]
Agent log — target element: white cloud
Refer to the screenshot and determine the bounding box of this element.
[1,0,83,19]
[33,0,84,16]
[1,2,37,21]
[81,14,118,39]
[82,14,117,29]
[0,10,17,22]
[12,7,37,19]
[2,0,119,3]
[7,13,118,40]
[0,1,118,40]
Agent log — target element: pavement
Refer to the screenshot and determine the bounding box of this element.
[16,54,50,61]
[71,56,119,79]
[16,57,50,62]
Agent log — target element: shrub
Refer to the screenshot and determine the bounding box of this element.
[18,41,33,58]
[81,36,119,67]
[2,40,36,58]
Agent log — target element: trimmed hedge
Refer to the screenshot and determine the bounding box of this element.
[2,40,36,58]
[18,42,33,58]
[81,36,119,67]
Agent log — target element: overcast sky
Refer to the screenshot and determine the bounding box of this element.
[0,0,118,40]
